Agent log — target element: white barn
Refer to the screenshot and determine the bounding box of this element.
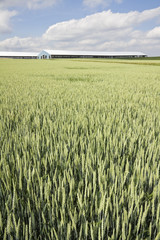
[0,51,38,59]
[38,49,147,59]
[0,50,147,59]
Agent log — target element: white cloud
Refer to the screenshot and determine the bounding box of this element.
[0,36,46,51]
[137,7,160,22]
[0,0,59,35]
[0,0,58,9]
[0,9,17,33]
[28,0,58,10]
[83,0,122,8]
[147,26,160,39]
[83,0,110,8]
[43,7,160,41]
[0,7,160,56]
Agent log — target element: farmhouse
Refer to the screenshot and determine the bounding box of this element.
[38,49,147,59]
[0,51,38,59]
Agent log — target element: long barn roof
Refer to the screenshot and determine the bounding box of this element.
[43,49,147,56]
[0,51,38,57]
[0,50,147,58]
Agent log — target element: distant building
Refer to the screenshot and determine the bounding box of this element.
[38,49,147,59]
[0,51,38,59]
[0,50,147,59]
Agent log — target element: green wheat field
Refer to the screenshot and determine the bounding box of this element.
[0,58,160,239]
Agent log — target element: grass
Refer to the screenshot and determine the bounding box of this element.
[0,58,160,239]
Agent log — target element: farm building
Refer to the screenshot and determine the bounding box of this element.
[0,51,38,59]
[38,50,147,59]
[0,50,147,59]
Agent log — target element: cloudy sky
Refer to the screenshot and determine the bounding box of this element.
[0,0,160,56]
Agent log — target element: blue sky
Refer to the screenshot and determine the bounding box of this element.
[0,0,160,55]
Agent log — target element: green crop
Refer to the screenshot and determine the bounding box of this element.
[0,58,160,239]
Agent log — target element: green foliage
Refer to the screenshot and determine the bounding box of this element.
[0,58,160,239]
